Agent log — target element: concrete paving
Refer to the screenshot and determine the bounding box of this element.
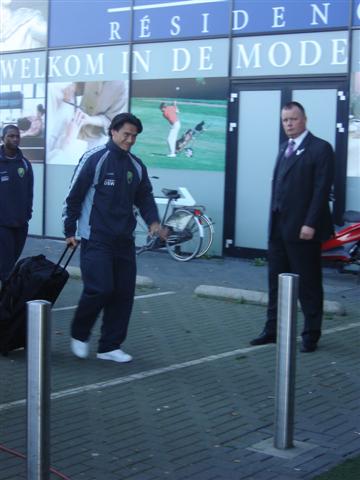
[0,237,359,480]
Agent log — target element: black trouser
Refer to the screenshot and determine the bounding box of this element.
[71,238,136,353]
[266,214,323,345]
[0,225,28,282]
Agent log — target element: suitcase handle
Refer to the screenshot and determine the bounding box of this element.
[54,244,78,272]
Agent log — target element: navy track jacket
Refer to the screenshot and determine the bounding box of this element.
[0,146,33,227]
[63,140,159,241]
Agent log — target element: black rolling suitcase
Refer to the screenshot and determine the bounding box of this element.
[0,245,77,356]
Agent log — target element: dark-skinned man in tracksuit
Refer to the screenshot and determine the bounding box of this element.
[0,125,33,284]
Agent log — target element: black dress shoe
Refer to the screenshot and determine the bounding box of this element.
[250,332,276,346]
[300,343,317,353]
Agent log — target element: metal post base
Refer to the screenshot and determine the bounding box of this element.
[248,437,318,459]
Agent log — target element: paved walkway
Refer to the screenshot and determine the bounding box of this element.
[0,237,359,480]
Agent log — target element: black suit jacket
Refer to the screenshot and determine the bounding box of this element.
[269,132,334,242]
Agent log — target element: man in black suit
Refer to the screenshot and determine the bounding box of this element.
[250,101,334,352]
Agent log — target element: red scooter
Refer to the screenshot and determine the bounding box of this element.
[321,211,360,277]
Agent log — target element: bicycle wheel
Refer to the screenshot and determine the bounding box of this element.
[165,209,203,261]
[196,214,214,257]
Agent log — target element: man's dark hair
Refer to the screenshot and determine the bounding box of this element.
[108,113,143,136]
[2,124,20,138]
[159,102,166,110]
[282,101,306,116]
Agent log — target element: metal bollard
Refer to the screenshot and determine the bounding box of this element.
[274,273,299,449]
[26,300,51,480]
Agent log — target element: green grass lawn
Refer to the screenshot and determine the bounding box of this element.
[131,97,226,171]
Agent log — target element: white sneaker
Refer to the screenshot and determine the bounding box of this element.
[71,338,89,358]
[96,349,133,363]
[167,153,176,158]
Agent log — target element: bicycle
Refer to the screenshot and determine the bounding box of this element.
[135,187,214,262]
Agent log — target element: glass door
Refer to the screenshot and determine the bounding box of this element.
[224,80,348,256]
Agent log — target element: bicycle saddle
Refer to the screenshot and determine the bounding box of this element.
[162,188,180,199]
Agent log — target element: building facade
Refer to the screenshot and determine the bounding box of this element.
[1,0,359,256]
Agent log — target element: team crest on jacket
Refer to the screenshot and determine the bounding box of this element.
[127,171,133,184]
[17,167,25,178]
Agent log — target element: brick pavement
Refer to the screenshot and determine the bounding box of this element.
[0,237,359,479]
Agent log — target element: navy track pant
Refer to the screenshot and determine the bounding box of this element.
[71,238,137,353]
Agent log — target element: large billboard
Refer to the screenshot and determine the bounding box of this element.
[46,46,130,165]
[131,39,228,171]
[0,0,48,52]
[131,77,227,171]
[348,30,360,178]
[0,51,46,163]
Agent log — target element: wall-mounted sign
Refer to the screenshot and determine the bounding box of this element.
[232,0,350,35]
[232,31,348,77]
[46,46,130,82]
[1,39,228,82]
[353,0,360,26]
[0,46,129,83]
[49,0,132,47]
[50,0,230,47]
[132,0,230,40]
[133,38,229,79]
[0,51,45,83]
[353,31,360,71]
[49,0,351,47]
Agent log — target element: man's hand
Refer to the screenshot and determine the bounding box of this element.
[148,222,168,240]
[66,236,78,248]
[299,225,315,240]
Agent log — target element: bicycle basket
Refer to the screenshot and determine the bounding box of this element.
[165,210,193,231]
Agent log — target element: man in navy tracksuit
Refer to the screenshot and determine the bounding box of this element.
[63,113,163,363]
[0,125,33,283]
